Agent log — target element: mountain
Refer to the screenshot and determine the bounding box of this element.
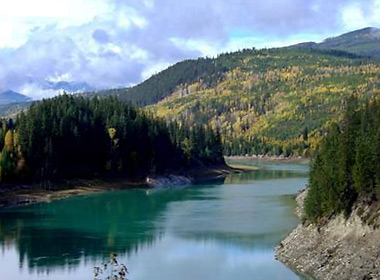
[0,90,31,105]
[96,28,380,108]
[291,27,380,58]
[150,48,378,156]
[3,28,380,157]
[98,56,231,106]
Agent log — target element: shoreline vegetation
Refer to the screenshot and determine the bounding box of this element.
[0,156,307,209]
[0,154,310,210]
[277,98,380,280]
[0,94,230,209]
[0,164,239,209]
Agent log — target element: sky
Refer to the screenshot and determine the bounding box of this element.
[0,0,380,99]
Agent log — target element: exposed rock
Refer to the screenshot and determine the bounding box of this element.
[146,175,192,188]
[276,190,380,280]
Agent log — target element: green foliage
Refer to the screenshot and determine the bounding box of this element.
[0,95,224,184]
[3,46,380,157]
[149,48,380,156]
[95,48,258,106]
[305,97,380,221]
[0,148,16,182]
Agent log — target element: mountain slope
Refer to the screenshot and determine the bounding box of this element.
[292,27,380,58]
[97,50,262,106]
[3,28,380,157]
[150,48,380,156]
[0,90,31,105]
[100,28,380,108]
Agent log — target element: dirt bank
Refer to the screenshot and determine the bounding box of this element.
[276,190,380,280]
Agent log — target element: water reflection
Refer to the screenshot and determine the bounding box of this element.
[224,160,308,184]
[0,189,195,270]
[0,160,310,280]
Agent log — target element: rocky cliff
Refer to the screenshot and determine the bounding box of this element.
[276,190,380,280]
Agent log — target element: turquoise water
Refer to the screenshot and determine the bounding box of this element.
[0,161,310,280]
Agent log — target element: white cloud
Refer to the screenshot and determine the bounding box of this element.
[341,0,380,30]
[142,62,171,80]
[47,73,72,83]
[18,82,58,100]
[0,0,377,99]
[0,0,111,48]
[0,0,109,21]
[115,7,148,29]
[341,2,367,30]
[170,38,220,57]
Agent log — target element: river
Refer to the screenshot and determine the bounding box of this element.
[0,160,310,280]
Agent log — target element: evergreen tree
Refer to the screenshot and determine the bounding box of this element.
[0,95,225,185]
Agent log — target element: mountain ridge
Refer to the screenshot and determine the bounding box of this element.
[0,90,31,105]
[290,27,380,58]
[3,27,380,156]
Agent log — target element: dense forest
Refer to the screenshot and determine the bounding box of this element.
[150,48,380,156]
[94,49,261,106]
[3,49,380,158]
[3,31,380,158]
[305,97,380,222]
[0,95,224,185]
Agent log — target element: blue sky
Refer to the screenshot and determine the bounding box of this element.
[0,0,379,99]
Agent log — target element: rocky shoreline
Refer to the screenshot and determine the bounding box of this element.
[0,164,237,209]
[146,174,192,187]
[276,190,380,280]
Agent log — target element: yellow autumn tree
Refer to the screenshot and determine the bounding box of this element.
[4,130,14,151]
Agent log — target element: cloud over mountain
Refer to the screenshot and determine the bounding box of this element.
[0,0,379,99]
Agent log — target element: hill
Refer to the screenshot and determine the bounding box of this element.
[0,95,224,184]
[0,102,31,118]
[3,28,380,157]
[150,48,380,156]
[0,90,31,105]
[95,28,380,108]
[96,55,240,106]
[292,27,380,58]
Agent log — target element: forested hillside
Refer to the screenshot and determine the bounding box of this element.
[95,50,257,106]
[150,48,380,156]
[305,97,380,222]
[0,95,224,184]
[3,29,380,157]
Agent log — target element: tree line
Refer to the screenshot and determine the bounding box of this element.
[0,95,224,185]
[153,48,380,158]
[305,96,380,221]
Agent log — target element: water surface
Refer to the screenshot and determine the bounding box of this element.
[0,160,310,279]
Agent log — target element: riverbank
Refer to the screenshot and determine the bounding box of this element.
[0,178,146,209]
[276,190,380,280]
[0,164,238,209]
[0,160,311,280]
[225,155,309,165]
